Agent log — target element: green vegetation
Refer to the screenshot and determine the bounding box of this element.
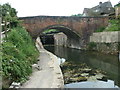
[114,3,120,7]
[88,42,97,50]
[105,19,120,31]
[2,27,39,85]
[95,27,105,32]
[1,3,39,88]
[42,29,59,34]
[0,3,20,31]
[95,18,120,32]
[71,14,83,17]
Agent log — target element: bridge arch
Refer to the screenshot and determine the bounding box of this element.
[20,16,108,49]
[40,25,80,38]
[39,25,81,49]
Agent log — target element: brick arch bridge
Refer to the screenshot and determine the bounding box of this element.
[19,16,108,49]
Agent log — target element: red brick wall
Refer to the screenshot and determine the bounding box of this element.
[19,16,108,47]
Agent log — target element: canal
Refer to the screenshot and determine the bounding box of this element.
[44,45,120,88]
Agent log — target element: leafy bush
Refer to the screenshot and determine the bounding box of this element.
[2,27,39,83]
[71,13,83,17]
[95,19,120,32]
[2,52,32,82]
[1,3,19,31]
[105,19,120,31]
[6,27,39,63]
[114,3,120,7]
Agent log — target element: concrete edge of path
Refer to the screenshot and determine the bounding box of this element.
[45,50,64,88]
[36,37,64,88]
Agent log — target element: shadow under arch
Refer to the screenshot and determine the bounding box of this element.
[40,25,80,39]
[39,25,82,49]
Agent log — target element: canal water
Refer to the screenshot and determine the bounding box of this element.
[44,45,120,88]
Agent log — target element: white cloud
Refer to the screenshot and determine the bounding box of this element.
[0,0,119,17]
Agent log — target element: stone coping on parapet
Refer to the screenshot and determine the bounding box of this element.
[19,15,108,19]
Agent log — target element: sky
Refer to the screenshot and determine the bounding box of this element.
[0,0,120,17]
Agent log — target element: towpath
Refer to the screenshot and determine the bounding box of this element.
[21,49,64,88]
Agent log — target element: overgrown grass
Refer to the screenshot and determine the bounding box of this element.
[2,26,39,85]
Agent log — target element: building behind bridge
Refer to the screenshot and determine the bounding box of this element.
[83,1,114,16]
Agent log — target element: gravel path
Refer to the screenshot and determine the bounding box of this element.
[21,49,64,88]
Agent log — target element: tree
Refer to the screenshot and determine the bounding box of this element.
[0,3,19,32]
[0,3,20,39]
[71,13,83,17]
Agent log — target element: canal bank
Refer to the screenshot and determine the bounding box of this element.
[20,38,64,88]
[89,31,120,55]
[45,45,120,88]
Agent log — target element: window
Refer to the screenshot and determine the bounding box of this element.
[108,8,111,10]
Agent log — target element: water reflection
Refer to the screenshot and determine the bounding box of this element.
[44,46,120,87]
[65,80,119,88]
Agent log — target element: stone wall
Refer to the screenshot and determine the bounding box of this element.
[54,32,67,47]
[89,31,120,54]
[90,31,120,43]
[20,16,108,48]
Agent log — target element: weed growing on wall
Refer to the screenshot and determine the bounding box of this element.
[87,42,97,50]
[95,19,120,32]
[105,19,120,31]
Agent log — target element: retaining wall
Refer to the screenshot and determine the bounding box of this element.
[54,32,67,47]
[89,31,120,54]
[90,31,120,43]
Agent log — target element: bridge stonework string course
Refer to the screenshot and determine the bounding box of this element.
[19,16,109,49]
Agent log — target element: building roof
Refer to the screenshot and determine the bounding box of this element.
[83,1,114,16]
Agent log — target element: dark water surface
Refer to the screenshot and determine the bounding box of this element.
[44,46,120,88]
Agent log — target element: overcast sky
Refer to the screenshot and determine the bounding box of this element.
[0,0,120,17]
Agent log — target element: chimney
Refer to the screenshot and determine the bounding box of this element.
[99,2,102,5]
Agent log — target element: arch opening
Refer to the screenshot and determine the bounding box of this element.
[40,25,80,39]
[39,25,81,49]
